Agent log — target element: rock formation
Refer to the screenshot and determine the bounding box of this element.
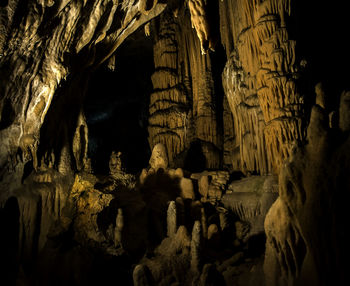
[264,97,349,286]
[148,7,221,169]
[220,0,305,174]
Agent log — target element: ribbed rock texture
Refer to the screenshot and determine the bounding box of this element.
[220,0,305,174]
[148,7,221,169]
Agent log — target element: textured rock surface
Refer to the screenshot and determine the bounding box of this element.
[264,100,349,286]
[148,7,221,169]
[220,0,305,174]
[0,0,166,179]
[149,143,168,171]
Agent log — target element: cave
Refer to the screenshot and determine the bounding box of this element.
[0,1,349,286]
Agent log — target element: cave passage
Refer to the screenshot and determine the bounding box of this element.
[84,28,154,174]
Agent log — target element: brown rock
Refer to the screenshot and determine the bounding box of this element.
[149,143,168,171]
[339,91,350,132]
[198,175,210,198]
[180,177,195,200]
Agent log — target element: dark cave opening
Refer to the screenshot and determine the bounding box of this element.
[294,1,350,110]
[84,28,154,175]
[0,197,20,285]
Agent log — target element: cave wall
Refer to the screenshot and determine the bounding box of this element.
[0,0,166,180]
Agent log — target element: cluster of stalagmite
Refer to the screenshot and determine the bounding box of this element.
[133,143,277,284]
[220,0,305,173]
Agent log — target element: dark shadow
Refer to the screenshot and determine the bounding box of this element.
[293,0,350,116]
[140,170,181,249]
[245,233,266,258]
[0,0,8,7]
[0,197,20,286]
[84,26,153,175]
[35,227,134,286]
[21,160,33,183]
[38,72,89,172]
[184,140,207,173]
[0,99,15,130]
[228,171,245,182]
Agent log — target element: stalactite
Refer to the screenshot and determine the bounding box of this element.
[187,0,213,55]
[72,110,88,171]
[148,12,190,165]
[148,7,222,169]
[220,0,305,173]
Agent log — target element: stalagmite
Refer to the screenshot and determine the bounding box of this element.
[339,91,350,132]
[109,151,123,177]
[72,110,89,171]
[58,143,72,175]
[191,220,202,272]
[149,143,168,171]
[114,208,124,248]
[0,1,348,285]
[167,201,177,237]
[133,264,151,286]
[200,206,207,239]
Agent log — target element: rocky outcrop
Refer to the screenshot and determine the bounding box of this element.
[220,0,305,174]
